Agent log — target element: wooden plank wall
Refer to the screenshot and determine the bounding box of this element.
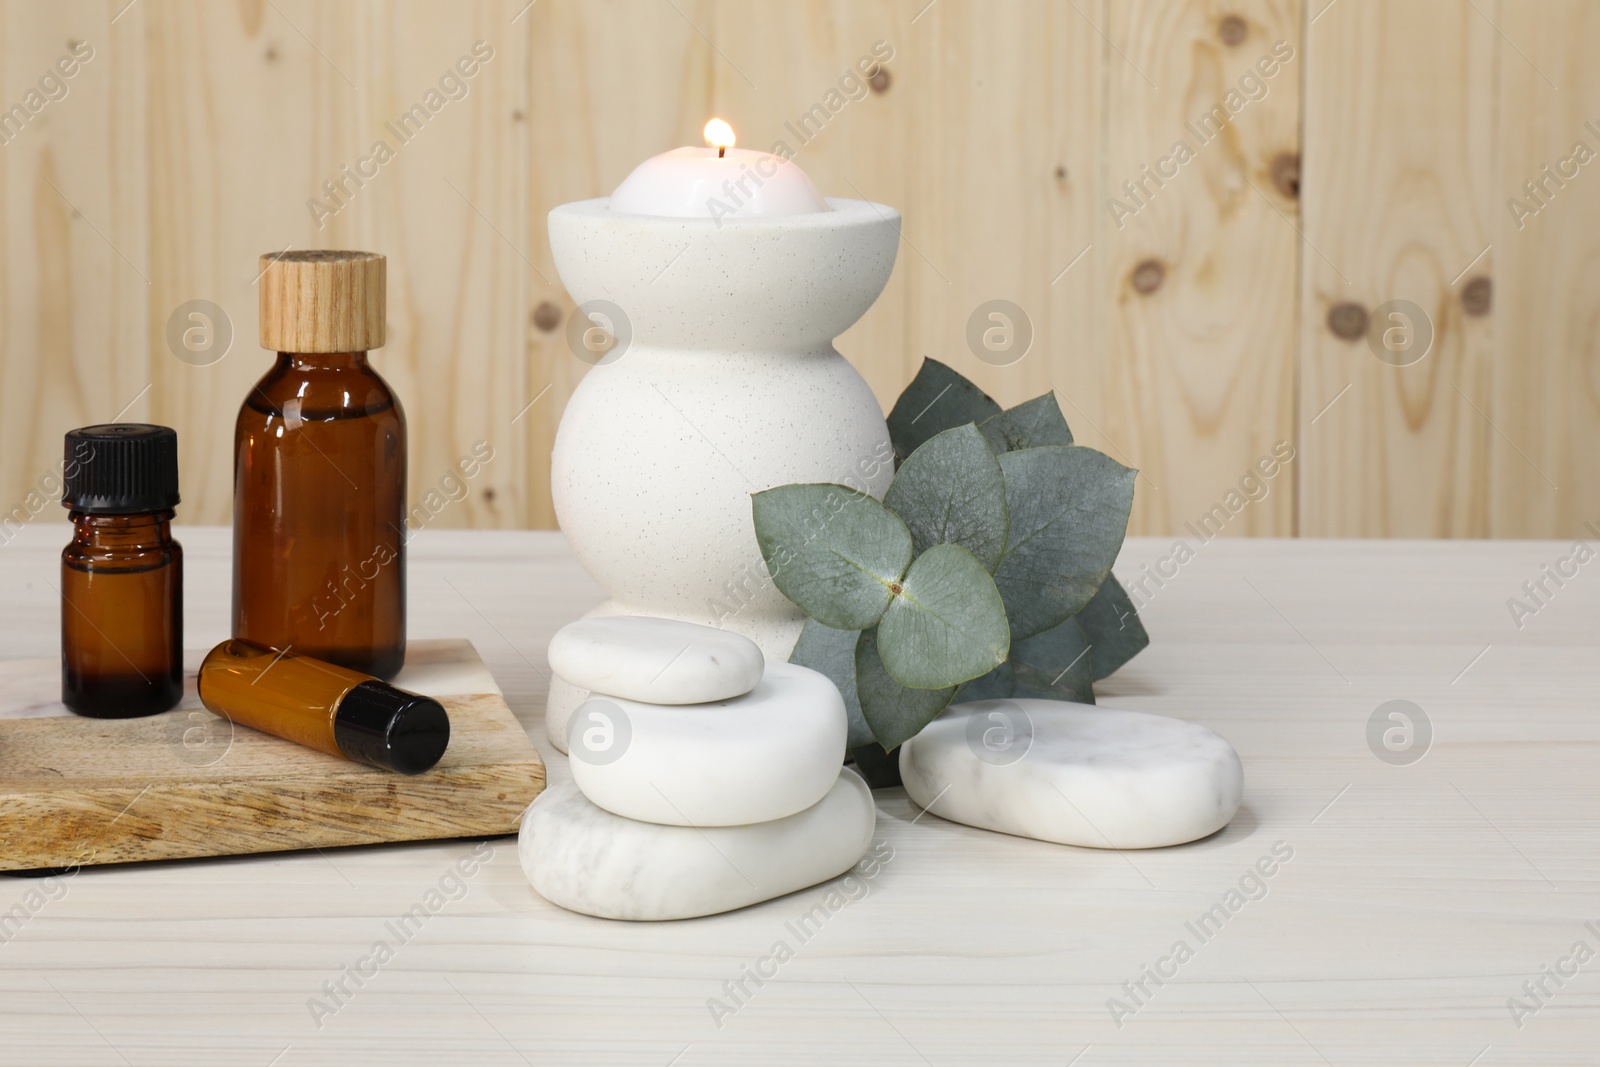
[1299,0,1496,536]
[1,0,1593,540]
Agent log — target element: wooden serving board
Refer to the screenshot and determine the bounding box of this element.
[0,639,545,870]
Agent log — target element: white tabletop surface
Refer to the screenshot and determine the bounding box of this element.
[2,525,1597,1066]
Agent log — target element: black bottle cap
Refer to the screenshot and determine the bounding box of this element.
[333,681,450,775]
[62,424,181,514]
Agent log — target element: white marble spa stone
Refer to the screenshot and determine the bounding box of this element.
[519,769,876,921]
[899,700,1243,849]
[547,616,763,706]
[544,607,806,755]
[567,661,846,827]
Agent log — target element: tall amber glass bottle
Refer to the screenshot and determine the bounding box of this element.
[234,251,406,678]
[60,424,183,718]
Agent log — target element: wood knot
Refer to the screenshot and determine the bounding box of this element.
[1131,260,1165,295]
[1461,276,1492,316]
[532,301,563,332]
[1270,152,1300,198]
[1219,15,1248,46]
[1327,302,1369,341]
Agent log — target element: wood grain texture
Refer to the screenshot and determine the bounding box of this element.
[364,0,529,531]
[0,638,545,871]
[521,0,700,528]
[1490,0,1600,536]
[1105,0,1301,536]
[2,527,1599,1064]
[3,1,1600,539]
[891,0,1109,533]
[0,0,148,536]
[257,249,387,353]
[1298,0,1496,536]
[145,0,367,523]
[142,0,527,528]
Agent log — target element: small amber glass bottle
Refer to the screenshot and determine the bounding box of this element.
[198,639,449,774]
[60,424,183,718]
[234,250,406,678]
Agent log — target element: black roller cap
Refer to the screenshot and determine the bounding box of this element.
[333,681,450,775]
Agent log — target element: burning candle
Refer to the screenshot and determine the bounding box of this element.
[608,118,831,221]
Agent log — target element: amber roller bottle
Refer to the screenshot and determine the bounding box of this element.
[60,424,183,718]
[198,639,449,774]
[235,251,406,678]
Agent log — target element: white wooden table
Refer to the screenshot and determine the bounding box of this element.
[2,526,1597,1066]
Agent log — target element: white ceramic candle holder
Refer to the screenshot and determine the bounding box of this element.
[544,197,900,751]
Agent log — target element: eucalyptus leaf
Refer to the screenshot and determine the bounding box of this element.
[886,358,1002,464]
[855,626,956,750]
[955,661,1015,702]
[994,446,1136,639]
[752,484,912,630]
[1074,574,1149,680]
[883,423,1008,571]
[979,393,1074,453]
[1011,616,1096,703]
[877,543,1010,689]
[790,617,873,748]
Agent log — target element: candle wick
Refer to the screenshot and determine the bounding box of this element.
[718,146,726,158]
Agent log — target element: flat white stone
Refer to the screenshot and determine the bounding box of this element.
[548,616,763,706]
[568,661,846,826]
[900,700,1243,849]
[519,769,876,921]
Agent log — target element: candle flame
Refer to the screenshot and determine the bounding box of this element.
[703,118,737,151]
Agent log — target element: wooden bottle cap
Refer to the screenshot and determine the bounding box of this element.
[258,250,386,353]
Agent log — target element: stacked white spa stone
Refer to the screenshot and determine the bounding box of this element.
[519,617,874,921]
